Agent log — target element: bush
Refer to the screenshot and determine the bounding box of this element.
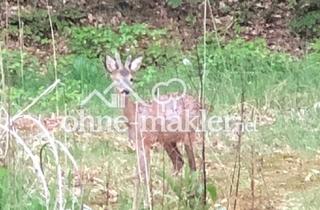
[69,23,166,57]
[9,8,84,45]
[290,0,320,38]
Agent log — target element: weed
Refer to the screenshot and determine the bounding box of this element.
[163,168,205,209]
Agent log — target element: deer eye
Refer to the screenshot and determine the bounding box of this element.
[130,78,134,82]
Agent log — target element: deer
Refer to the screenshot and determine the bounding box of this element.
[104,52,202,206]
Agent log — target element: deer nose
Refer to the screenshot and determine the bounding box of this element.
[122,89,130,95]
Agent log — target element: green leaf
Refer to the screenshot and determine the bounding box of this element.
[167,0,182,8]
[207,184,218,202]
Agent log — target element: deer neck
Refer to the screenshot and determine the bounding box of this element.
[123,95,137,124]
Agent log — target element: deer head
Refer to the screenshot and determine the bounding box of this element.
[104,52,143,95]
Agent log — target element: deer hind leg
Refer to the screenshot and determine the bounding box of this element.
[164,142,184,172]
[184,133,196,171]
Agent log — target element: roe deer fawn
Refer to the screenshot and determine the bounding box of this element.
[104,52,201,187]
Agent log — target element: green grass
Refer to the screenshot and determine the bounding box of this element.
[0,165,70,210]
[255,108,320,151]
[287,187,320,209]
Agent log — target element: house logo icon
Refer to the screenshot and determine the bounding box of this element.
[80,81,148,108]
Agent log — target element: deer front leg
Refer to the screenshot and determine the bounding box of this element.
[164,142,184,172]
[185,133,196,171]
[137,142,150,183]
[135,139,152,209]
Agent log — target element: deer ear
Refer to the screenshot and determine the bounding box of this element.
[125,55,132,69]
[130,56,143,72]
[105,55,117,73]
